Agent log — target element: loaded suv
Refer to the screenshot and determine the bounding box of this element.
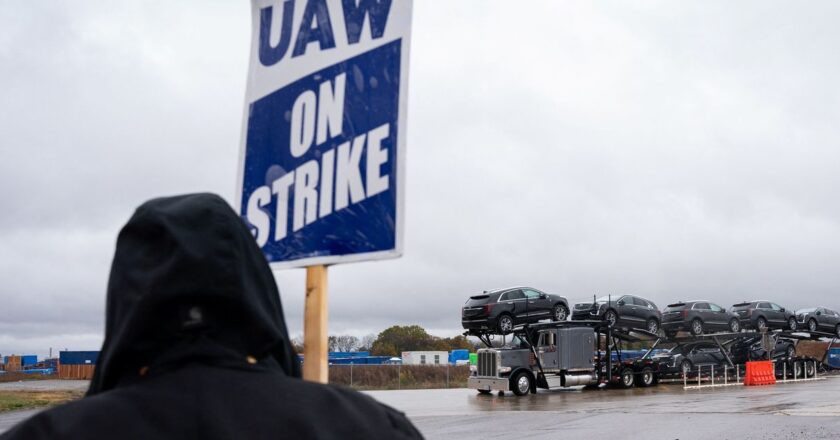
[461,287,569,334]
[661,301,740,337]
[796,307,840,337]
[652,342,728,377]
[730,301,796,331]
[571,295,662,334]
[729,336,796,364]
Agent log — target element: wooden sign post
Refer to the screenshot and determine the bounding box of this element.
[303,265,328,383]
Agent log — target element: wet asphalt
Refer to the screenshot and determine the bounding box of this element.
[1,379,838,438]
[367,377,840,439]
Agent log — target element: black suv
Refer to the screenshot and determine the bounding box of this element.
[730,301,797,331]
[729,336,796,364]
[461,287,569,334]
[571,295,662,334]
[796,307,840,336]
[652,342,728,377]
[661,301,740,337]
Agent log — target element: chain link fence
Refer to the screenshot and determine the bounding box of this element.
[328,364,471,390]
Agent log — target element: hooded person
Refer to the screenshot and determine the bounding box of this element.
[1,193,422,439]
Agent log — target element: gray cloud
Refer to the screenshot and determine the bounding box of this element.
[2,1,840,358]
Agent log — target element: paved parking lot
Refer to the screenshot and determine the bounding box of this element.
[2,378,838,438]
[367,377,840,439]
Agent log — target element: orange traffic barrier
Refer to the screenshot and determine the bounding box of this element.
[744,361,776,386]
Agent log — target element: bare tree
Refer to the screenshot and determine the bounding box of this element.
[359,334,376,352]
[328,335,360,352]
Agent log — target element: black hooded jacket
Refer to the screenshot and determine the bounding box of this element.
[1,193,422,439]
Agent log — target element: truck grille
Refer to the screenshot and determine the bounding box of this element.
[477,350,498,377]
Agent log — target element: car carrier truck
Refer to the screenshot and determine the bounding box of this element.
[467,321,661,395]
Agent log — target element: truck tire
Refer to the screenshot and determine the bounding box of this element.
[511,371,532,396]
[638,367,655,387]
[804,361,816,378]
[619,368,635,388]
[477,389,492,395]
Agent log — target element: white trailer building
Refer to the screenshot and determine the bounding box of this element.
[401,351,448,365]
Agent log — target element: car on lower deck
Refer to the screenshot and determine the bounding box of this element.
[652,342,729,377]
[730,301,797,331]
[728,336,796,364]
[661,300,740,337]
[571,295,662,334]
[796,307,840,337]
[461,287,569,334]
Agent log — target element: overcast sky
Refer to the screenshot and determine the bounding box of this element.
[2,1,840,358]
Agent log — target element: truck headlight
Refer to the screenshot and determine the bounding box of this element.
[499,366,511,374]
[469,365,477,373]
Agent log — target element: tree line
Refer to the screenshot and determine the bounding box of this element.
[291,325,476,356]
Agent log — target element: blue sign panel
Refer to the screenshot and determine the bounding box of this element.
[238,0,412,268]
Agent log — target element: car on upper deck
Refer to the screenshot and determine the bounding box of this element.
[461,287,569,334]
[661,300,740,337]
[571,295,662,334]
[730,301,797,331]
[796,307,840,337]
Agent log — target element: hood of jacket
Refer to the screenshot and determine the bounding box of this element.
[87,193,300,395]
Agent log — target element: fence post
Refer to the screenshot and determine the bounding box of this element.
[698,366,701,387]
[724,366,727,385]
[711,365,715,386]
[446,363,450,389]
[783,362,786,383]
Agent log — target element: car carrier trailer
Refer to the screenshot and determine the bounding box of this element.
[466,320,663,395]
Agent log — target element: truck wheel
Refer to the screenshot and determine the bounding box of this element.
[511,371,532,396]
[804,361,816,378]
[808,319,817,333]
[756,317,768,331]
[477,389,492,395]
[729,319,740,333]
[639,367,655,387]
[690,319,704,336]
[553,304,568,322]
[619,368,635,388]
[497,314,514,334]
[788,317,797,331]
